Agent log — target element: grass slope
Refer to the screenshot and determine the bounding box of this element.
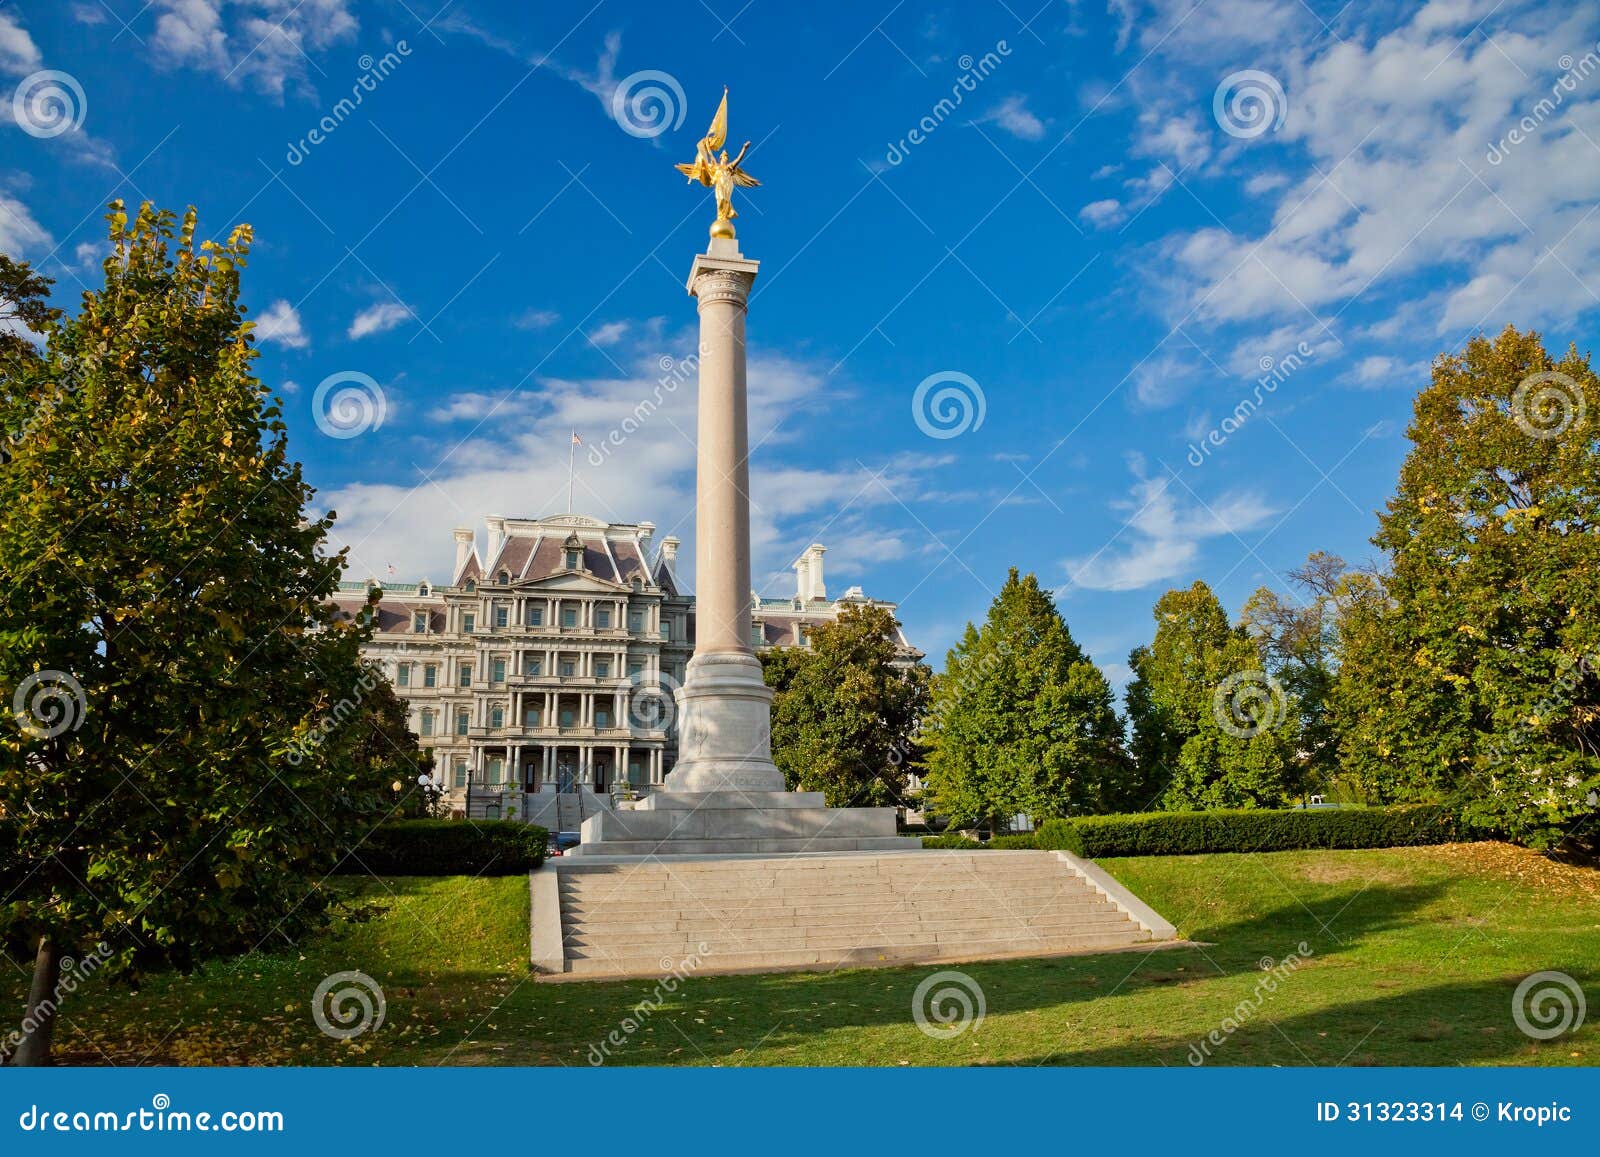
[9,843,1597,1066]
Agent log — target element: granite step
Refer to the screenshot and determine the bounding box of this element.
[562,899,1116,932]
[564,914,1140,949]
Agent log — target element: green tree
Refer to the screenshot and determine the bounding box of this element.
[764,604,929,808]
[1126,581,1298,809]
[0,203,397,1065]
[1336,326,1600,847]
[922,570,1133,830]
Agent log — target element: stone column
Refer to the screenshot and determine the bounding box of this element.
[666,236,784,793]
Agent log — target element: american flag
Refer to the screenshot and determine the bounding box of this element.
[571,431,582,445]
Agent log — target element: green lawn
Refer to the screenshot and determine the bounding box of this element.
[13,842,1599,1066]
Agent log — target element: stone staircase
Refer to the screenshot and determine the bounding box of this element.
[540,850,1173,978]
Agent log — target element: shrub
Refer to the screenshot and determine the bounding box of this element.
[921,833,984,849]
[1036,804,1471,858]
[987,833,1040,849]
[341,819,547,876]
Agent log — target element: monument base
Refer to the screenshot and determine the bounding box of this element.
[565,789,919,856]
[663,651,785,793]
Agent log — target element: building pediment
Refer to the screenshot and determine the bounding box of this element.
[521,571,633,593]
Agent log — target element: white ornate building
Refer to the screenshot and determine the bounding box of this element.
[334,513,914,822]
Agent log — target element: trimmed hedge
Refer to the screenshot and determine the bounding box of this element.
[342,819,547,876]
[1036,804,1469,858]
[921,833,984,849]
[987,833,1040,849]
[918,833,1040,850]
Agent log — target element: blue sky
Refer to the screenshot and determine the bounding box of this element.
[3,0,1598,688]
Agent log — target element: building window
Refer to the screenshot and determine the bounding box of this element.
[455,709,470,736]
[452,759,467,789]
[559,658,576,677]
[487,757,504,785]
[595,706,611,728]
[527,605,543,626]
[562,605,578,628]
[525,657,542,677]
[795,625,807,646]
[559,704,575,727]
[594,659,610,679]
[497,570,510,584]
[464,580,476,593]
[463,612,475,634]
[412,611,428,633]
[595,608,611,629]
[627,659,644,677]
[494,605,509,628]
[491,659,506,684]
[490,705,504,730]
[459,664,473,687]
[629,610,644,633]
[565,549,580,570]
[418,583,430,597]
[396,663,410,687]
[423,664,437,688]
[524,704,542,727]
[419,710,434,737]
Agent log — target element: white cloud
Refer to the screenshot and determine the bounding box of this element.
[150,0,358,100]
[347,301,412,340]
[1064,460,1278,592]
[514,307,560,330]
[985,95,1046,141]
[1080,198,1125,229]
[0,189,50,255]
[1126,0,1600,354]
[70,4,109,25]
[255,299,308,348]
[587,320,629,347]
[0,12,42,74]
[322,336,920,591]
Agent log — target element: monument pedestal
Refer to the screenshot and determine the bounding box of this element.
[565,789,919,857]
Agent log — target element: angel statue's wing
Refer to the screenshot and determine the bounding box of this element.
[703,88,728,152]
[730,169,761,188]
[674,161,702,182]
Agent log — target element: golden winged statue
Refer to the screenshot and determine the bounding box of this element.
[675,87,760,239]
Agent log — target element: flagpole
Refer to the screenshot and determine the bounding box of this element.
[567,432,576,514]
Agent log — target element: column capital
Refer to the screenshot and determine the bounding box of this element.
[687,247,760,309]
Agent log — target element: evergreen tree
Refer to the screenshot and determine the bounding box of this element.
[923,570,1132,829]
[1336,325,1600,847]
[764,604,929,808]
[1126,581,1298,809]
[0,203,403,1064]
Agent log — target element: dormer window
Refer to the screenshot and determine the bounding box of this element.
[498,570,510,584]
[412,611,428,633]
[464,580,476,593]
[417,583,429,597]
[562,532,584,571]
[565,549,580,570]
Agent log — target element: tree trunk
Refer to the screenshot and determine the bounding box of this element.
[11,934,62,1066]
